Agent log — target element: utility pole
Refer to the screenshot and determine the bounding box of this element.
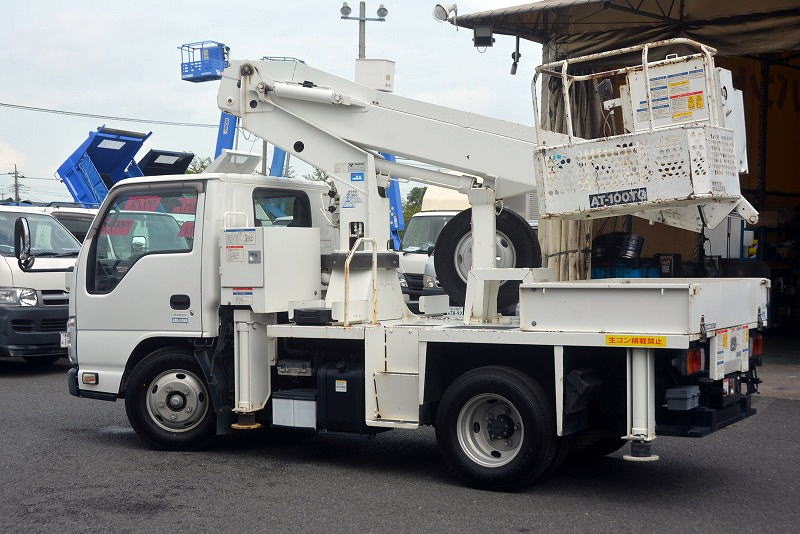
[358,1,366,59]
[340,2,388,59]
[6,164,23,203]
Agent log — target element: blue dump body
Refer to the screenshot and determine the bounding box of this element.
[57,128,150,207]
[57,127,193,207]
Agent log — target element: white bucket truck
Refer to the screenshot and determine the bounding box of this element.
[17,40,768,490]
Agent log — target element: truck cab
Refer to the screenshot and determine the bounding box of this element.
[0,206,80,363]
[65,172,332,397]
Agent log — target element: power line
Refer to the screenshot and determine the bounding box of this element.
[0,101,218,128]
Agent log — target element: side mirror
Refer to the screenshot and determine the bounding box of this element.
[14,217,35,271]
[131,235,148,254]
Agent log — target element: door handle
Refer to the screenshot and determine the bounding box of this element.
[170,294,191,310]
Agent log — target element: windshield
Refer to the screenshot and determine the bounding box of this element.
[400,215,453,253]
[53,215,94,243]
[0,211,81,257]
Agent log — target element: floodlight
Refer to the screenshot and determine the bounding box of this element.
[433,3,457,22]
[341,2,352,16]
[473,25,494,47]
[377,4,388,17]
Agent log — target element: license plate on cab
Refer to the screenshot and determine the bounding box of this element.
[60,332,68,348]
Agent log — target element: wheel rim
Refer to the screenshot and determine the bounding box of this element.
[453,230,517,284]
[145,369,209,432]
[456,393,524,468]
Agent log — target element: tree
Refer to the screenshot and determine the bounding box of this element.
[283,165,296,178]
[186,156,211,174]
[403,186,427,223]
[303,168,334,188]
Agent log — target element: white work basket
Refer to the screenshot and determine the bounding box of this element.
[531,38,756,230]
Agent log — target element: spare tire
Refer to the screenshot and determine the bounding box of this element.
[434,208,541,310]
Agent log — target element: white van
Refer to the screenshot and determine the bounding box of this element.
[0,206,80,363]
[398,187,470,304]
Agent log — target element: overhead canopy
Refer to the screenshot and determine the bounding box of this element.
[453,0,800,57]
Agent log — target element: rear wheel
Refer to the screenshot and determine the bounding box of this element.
[125,347,215,451]
[434,209,540,310]
[435,366,557,491]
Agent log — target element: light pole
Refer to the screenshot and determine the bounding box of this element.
[340,2,388,59]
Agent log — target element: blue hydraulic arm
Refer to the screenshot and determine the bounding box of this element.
[269,148,287,176]
[380,152,404,250]
[215,112,238,158]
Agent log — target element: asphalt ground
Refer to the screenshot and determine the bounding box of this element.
[0,356,798,533]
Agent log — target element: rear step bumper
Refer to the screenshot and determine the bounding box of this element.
[656,395,755,437]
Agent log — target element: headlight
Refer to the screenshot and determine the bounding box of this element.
[0,287,38,306]
[397,272,408,288]
[423,274,437,288]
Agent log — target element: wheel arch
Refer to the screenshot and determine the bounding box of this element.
[421,343,555,426]
[118,336,194,397]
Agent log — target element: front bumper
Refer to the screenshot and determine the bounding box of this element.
[67,367,117,401]
[0,304,68,358]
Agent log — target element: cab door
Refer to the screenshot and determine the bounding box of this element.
[74,183,204,392]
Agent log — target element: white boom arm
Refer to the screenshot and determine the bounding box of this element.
[217,58,571,323]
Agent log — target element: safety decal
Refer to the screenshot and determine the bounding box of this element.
[605,335,667,347]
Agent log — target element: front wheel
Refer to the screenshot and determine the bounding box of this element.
[435,366,557,491]
[125,347,215,451]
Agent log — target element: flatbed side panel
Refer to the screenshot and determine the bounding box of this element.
[519,278,768,336]
[418,328,691,349]
[520,284,691,335]
[688,278,769,334]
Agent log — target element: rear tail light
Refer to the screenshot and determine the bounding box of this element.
[672,347,705,376]
[750,333,764,356]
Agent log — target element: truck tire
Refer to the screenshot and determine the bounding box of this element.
[435,366,558,491]
[125,347,216,451]
[434,209,540,310]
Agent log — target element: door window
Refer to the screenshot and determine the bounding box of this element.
[90,191,198,293]
[253,189,311,228]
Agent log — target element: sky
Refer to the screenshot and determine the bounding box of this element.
[0,0,541,202]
